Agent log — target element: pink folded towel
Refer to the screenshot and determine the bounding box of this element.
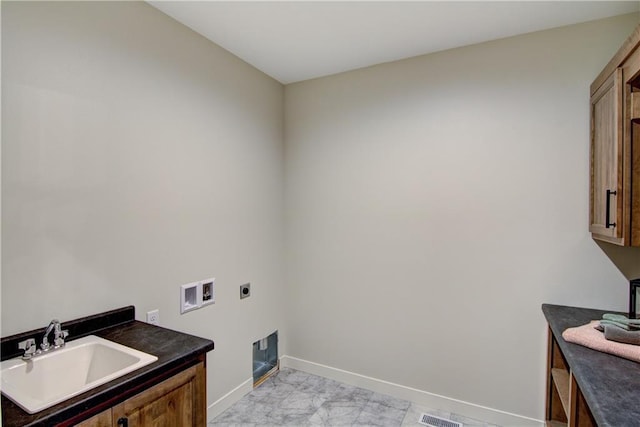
[562,321,640,363]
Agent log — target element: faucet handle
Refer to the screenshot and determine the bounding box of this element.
[18,338,37,359]
[54,329,69,347]
[18,338,35,350]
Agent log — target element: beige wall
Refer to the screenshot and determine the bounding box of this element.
[4,1,640,423]
[284,14,640,420]
[2,1,285,408]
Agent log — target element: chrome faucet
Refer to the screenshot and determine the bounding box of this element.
[18,319,69,360]
[41,319,68,351]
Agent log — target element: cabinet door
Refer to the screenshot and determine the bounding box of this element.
[590,68,624,243]
[112,363,206,427]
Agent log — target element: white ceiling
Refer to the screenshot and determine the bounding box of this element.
[149,1,640,84]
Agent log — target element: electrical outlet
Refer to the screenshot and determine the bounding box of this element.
[240,283,251,299]
[146,309,160,325]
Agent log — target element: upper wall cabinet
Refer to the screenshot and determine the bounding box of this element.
[590,25,640,246]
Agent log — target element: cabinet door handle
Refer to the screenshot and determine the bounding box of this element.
[117,417,128,427]
[606,189,617,228]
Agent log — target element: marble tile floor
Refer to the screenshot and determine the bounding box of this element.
[210,368,499,427]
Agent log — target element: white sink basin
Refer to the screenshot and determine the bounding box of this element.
[0,335,157,414]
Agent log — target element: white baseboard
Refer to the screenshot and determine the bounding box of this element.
[207,376,253,421]
[280,355,544,427]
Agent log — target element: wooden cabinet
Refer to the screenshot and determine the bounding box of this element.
[590,25,640,246]
[76,409,112,427]
[545,329,596,427]
[112,362,205,426]
[75,362,206,427]
[590,69,623,242]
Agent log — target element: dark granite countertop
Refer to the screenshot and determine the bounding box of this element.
[542,304,640,427]
[1,307,214,427]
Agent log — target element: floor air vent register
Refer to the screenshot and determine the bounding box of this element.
[418,413,463,427]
